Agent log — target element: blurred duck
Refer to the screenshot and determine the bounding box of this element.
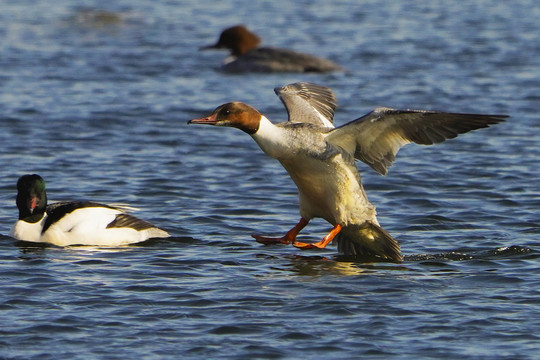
[11,174,170,246]
[189,82,507,262]
[69,8,122,28]
[201,25,342,73]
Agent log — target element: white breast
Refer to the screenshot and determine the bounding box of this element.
[10,216,46,242]
[251,116,290,159]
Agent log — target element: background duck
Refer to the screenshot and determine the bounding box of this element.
[201,25,343,73]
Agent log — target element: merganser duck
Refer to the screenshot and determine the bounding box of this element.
[188,82,507,263]
[201,25,342,73]
[10,174,170,246]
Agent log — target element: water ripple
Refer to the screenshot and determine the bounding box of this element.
[1,1,539,359]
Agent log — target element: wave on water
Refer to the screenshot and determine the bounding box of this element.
[404,245,535,262]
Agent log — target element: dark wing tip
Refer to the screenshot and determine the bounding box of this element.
[338,107,507,176]
[479,113,509,124]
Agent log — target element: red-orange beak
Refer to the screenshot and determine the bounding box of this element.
[188,113,218,125]
[27,197,39,214]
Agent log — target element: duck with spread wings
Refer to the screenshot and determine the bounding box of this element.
[189,82,507,262]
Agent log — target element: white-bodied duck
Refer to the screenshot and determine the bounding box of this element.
[11,174,170,246]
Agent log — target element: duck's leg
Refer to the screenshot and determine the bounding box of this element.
[252,218,309,245]
[294,224,342,250]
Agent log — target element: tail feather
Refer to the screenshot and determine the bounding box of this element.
[335,221,402,263]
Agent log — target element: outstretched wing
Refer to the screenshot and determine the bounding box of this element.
[274,82,337,128]
[326,107,507,175]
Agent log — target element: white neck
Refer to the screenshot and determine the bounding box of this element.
[251,116,288,159]
[10,215,46,242]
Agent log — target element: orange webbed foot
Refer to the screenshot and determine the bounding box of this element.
[252,218,309,246]
[293,224,342,251]
[293,241,325,249]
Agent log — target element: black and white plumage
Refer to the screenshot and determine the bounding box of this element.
[10,174,170,246]
[189,82,507,262]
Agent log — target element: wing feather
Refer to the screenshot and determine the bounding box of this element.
[326,107,507,175]
[274,82,337,127]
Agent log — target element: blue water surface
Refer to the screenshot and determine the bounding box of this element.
[0,1,538,359]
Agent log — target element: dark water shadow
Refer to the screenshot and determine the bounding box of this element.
[253,253,409,276]
[258,244,536,276]
[131,235,200,246]
[404,245,536,263]
[13,239,53,254]
[7,235,199,256]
